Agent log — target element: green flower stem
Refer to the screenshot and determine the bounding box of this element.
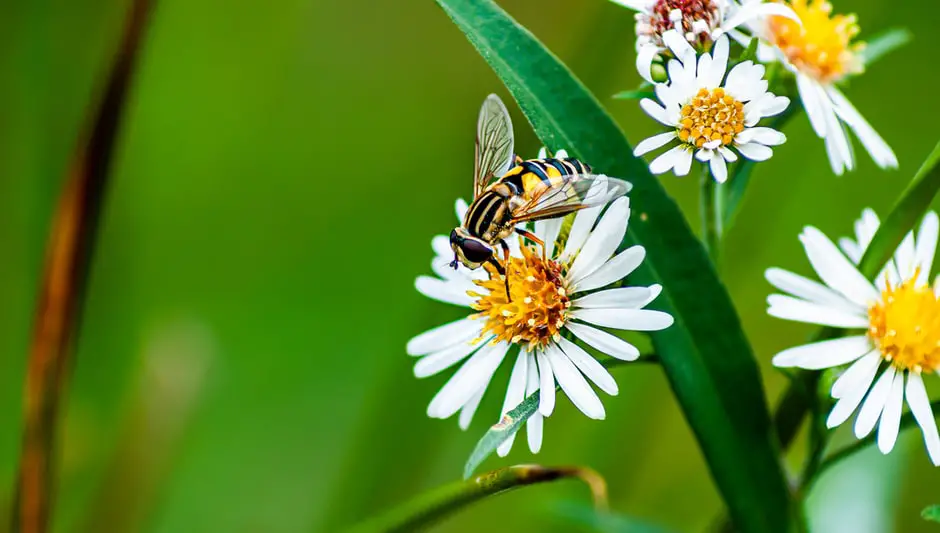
[701,167,720,265]
[344,465,607,533]
[804,399,940,492]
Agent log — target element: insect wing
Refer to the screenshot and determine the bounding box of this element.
[473,94,514,197]
[509,174,632,223]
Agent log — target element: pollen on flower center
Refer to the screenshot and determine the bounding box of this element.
[767,0,863,84]
[868,274,940,373]
[678,88,745,148]
[641,0,719,49]
[468,243,570,351]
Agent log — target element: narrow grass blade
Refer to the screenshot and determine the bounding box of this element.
[861,28,912,67]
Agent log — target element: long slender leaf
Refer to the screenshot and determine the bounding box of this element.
[435,2,791,531]
[861,28,912,67]
[345,465,606,533]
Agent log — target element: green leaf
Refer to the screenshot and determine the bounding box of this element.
[554,500,678,533]
[739,37,759,63]
[861,28,912,67]
[464,388,539,479]
[858,140,940,278]
[612,89,655,100]
[923,505,940,524]
[435,1,792,531]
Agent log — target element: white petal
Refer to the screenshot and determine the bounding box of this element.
[524,354,544,453]
[721,1,800,33]
[736,127,786,146]
[915,212,940,285]
[569,197,631,284]
[704,35,729,88]
[427,341,510,419]
[765,267,861,313]
[771,335,870,370]
[839,237,863,264]
[407,317,482,356]
[555,149,569,158]
[709,153,728,183]
[573,286,652,309]
[766,294,868,328]
[537,351,555,416]
[640,98,675,127]
[458,386,486,430]
[826,351,881,428]
[820,90,854,175]
[571,308,674,331]
[573,246,646,293]
[415,336,490,378]
[636,43,660,84]
[566,322,640,361]
[876,370,905,454]
[634,131,677,157]
[661,29,696,70]
[649,145,688,174]
[496,352,529,457]
[827,86,898,169]
[415,275,474,307]
[455,198,470,222]
[546,342,605,420]
[856,208,881,251]
[895,231,917,281]
[556,336,618,395]
[673,147,694,176]
[796,74,827,137]
[735,142,773,162]
[906,372,940,466]
[799,226,879,307]
[535,217,564,260]
[853,366,896,439]
[718,146,737,163]
[831,350,880,399]
[560,210,601,263]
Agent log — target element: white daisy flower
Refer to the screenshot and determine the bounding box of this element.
[634,31,790,183]
[767,209,940,465]
[741,0,897,175]
[407,151,674,456]
[609,0,798,83]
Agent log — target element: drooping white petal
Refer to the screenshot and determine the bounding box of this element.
[456,198,469,222]
[915,212,939,285]
[496,351,529,457]
[636,43,661,85]
[826,351,881,428]
[853,366,896,439]
[415,336,491,378]
[799,226,879,306]
[876,370,905,454]
[427,341,510,419]
[407,317,483,356]
[796,73,827,138]
[556,336,618,395]
[673,147,694,176]
[546,342,605,420]
[458,385,485,430]
[720,1,800,33]
[771,335,870,370]
[709,153,728,183]
[634,131,677,157]
[524,354,543,453]
[565,322,641,361]
[535,217,564,260]
[537,351,555,416]
[906,372,940,466]
[766,294,868,328]
[661,29,697,71]
[735,142,773,161]
[649,145,689,174]
[569,198,631,283]
[820,89,854,175]
[571,308,674,331]
[765,267,861,313]
[572,286,653,309]
[827,86,898,170]
[839,237,862,264]
[415,275,474,307]
[573,246,646,293]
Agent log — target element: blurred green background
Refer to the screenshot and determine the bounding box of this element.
[0,0,937,531]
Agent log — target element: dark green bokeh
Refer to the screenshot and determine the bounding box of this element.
[0,1,937,532]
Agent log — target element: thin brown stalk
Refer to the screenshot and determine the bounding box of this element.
[13,1,155,532]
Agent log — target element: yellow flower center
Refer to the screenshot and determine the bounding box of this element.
[767,0,863,84]
[678,88,745,148]
[868,274,940,373]
[469,244,570,351]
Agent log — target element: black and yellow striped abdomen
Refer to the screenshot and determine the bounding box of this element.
[462,157,591,241]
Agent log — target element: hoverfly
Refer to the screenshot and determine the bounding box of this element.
[449,94,631,293]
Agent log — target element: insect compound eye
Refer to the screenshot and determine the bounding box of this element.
[460,239,493,264]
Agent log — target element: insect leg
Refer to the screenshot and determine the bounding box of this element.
[515,228,547,260]
[499,240,511,299]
